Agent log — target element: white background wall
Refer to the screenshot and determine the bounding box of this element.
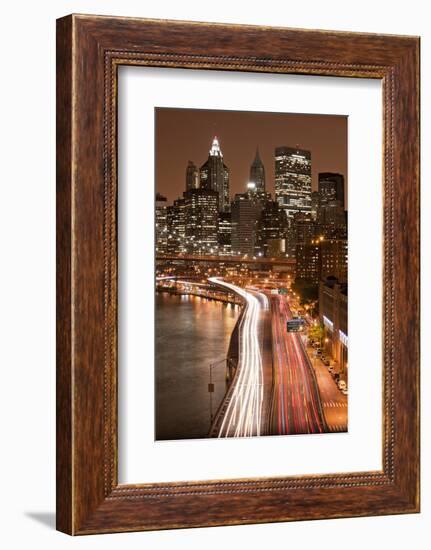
[0,0,428,548]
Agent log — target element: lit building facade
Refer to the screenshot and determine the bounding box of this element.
[184,188,219,255]
[295,243,320,283]
[319,278,348,377]
[320,239,348,282]
[231,191,263,256]
[256,200,288,257]
[166,198,186,254]
[284,211,316,260]
[155,193,168,254]
[200,136,230,213]
[294,212,316,247]
[275,146,312,220]
[295,236,347,285]
[218,212,232,256]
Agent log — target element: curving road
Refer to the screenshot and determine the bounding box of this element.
[270,295,327,435]
[208,278,269,437]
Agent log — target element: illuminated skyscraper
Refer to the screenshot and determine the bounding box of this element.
[275,146,312,220]
[200,136,230,213]
[231,188,263,257]
[249,147,266,197]
[155,193,168,254]
[184,188,219,255]
[218,212,232,256]
[166,198,186,254]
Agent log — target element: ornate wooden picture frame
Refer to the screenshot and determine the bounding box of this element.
[56,14,420,534]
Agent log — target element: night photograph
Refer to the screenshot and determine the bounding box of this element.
[155,107,348,440]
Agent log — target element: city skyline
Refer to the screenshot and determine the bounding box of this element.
[155,107,348,441]
[156,131,347,259]
[155,107,348,206]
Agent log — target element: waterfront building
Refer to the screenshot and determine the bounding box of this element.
[155,193,168,254]
[184,188,219,255]
[166,198,186,254]
[200,136,230,213]
[274,146,312,220]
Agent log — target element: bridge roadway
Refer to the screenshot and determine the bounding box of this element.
[157,253,295,267]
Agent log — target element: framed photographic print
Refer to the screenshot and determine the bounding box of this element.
[56,14,420,534]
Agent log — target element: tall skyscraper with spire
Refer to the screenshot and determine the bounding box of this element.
[199,136,230,213]
[249,147,266,197]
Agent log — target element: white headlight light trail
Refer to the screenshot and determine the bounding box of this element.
[208,277,265,437]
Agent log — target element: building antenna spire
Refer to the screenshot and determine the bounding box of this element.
[209,135,222,157]
[254,146,261,162]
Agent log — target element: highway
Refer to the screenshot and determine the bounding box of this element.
[206,280,339,438]
[270,294,327,435]
[208,278,270,437]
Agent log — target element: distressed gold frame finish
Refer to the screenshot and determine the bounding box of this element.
[57,14,420,534]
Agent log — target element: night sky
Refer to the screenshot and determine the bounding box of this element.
[155,108,347,207]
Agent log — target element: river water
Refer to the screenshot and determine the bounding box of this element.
[155,292,239,440]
